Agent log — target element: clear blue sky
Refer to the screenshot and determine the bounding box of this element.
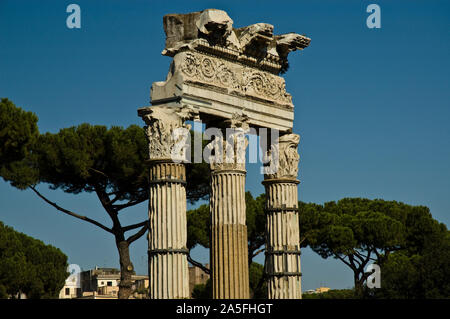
[1,0,449,291]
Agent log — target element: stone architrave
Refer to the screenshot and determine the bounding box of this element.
[262,133,302,299]
[138,105,198,299]
[152,9,310,132]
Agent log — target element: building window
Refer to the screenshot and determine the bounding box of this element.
[107,281,112,286]
[65,288,70,296]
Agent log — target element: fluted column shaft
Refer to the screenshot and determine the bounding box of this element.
[210,170,249,299]
[263,179,301,299]
[148,161,189,299]
[209,113,250,299]
[139,105,199,299]
[263,133,302,299]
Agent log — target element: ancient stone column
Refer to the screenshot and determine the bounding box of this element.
[138,105,198,299]
[142,8,311,299]
[209,113,250,299]
[262,133,302,299]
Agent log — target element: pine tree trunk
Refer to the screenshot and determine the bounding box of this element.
[354,272,364,298]
[117,240,134,299]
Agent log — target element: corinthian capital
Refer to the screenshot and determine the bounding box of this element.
[264,133,300,179]
[138,105,199,161]
[208,113,250,171]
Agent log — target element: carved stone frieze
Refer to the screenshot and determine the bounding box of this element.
[179,51,293,105]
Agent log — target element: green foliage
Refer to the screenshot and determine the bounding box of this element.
[374,252,422,298]
[419,229,450,298]
[0,285,7,299]
[303,289,356,299]
[33,123,210,204]
[187,204,210,250]
[0,221,69,298]
[133,287,149,297]
[0,98,38,164]
[375,225,450,299]
[0,98,39,188]
[249,262,267,299]
[246,193,266,263]
[298,198,435,295]
[191,279,212,299]
[0,101,210,202]
[35,124,148,200]
[299,198,409,256]
[186,130,211,203]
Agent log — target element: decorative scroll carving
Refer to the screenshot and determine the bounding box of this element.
[242,69,291,103]
[138,105,199,161]
[180,52,292,104]
[181,52,240,91]
[265,133,300,179]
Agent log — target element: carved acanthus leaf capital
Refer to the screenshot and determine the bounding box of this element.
[208,113,249,172]
[264,133,300,179]
[138,105,199,161]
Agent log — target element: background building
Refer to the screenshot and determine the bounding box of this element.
[59,266,148,299]
[189,264,210,296]
[58,265,81,299]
